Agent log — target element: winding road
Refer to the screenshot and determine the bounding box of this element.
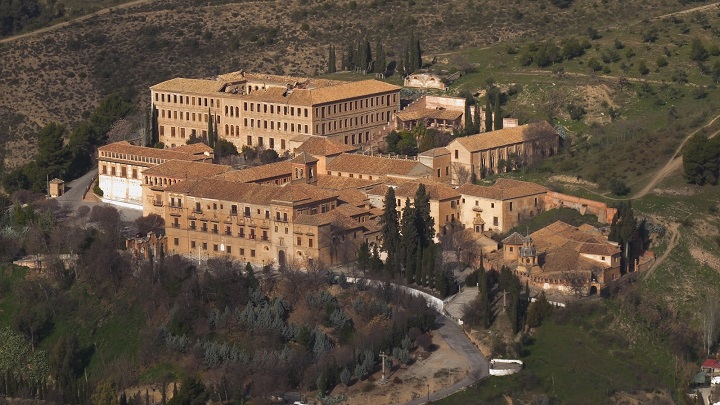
[402,316,489,405]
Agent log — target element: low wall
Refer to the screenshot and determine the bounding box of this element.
[543,191,617,224]
[345,277,445,313]
[489,359,523,376]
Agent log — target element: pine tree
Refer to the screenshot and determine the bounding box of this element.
[484,96,493,132]
[375,41,386,75]
[493,92,503,130]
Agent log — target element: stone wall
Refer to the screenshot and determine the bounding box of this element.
[543,191,617,224]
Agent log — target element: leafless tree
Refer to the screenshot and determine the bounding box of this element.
[564,271,589,298]
[452,162,472,185]
[703,293,720,357]
[524,121,560,167]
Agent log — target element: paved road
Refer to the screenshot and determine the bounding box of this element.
[402,316,489,405]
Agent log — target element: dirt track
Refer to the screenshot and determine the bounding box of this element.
[0,0,154,44]
[632,114,720,199]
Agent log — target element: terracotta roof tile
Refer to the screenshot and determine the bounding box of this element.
[295,137,358,156]
[214,161,293,183]
[418,147,450,157]
[326,154,433,178]
[336,189,369,207]
[172,143,214,155]
[457,178,547,200]
[502,232,525,245]
[393,181,460,201]
[449,121,558,152]
[98,141,208,162]
[142,160,232,179]
[150,78,225,94]
[396,108,463,122]
[164,179,336,206]
[316,175,382,190]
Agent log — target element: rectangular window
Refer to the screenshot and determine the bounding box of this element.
[202,242,207,250]
[455,150,459,159]
[297,237,302,246]
[213,244,218,252]
[191,241,196,248]
[174,238,179,246]
[240,248,245,256]
[251,249,256,257]
[227,246,232,254]
[247,136,252,145]
[509,202,513,211]
[309,238,313,248]
[493,217,499,226]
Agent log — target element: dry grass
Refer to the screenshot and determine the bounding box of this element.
[0,0,711,168]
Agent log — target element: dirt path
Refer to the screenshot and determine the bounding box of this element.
[643,221,680,281]
[0,0,154,44]
[653,2,720,19]
[632,114,720,199]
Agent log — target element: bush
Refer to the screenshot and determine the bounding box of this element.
[567,103,586,120]
[656,56,668,67]
[93,184,104,196]
[608,178,630,196]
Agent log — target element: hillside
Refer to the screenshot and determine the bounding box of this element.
[0,0,715,170]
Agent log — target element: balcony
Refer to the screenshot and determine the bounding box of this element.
[248,234,256,240]
[260,236,269,242]
[225,230,232,236]
[171,223,180,229]
[169,207,183,216]
[201,227,208,233]
[212,229,219,234]
[472,206,483,212]
[152,200,163,207]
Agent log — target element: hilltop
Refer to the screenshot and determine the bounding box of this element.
[0,0,715,169]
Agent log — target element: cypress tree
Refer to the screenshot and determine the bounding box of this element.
[363,38,372,72]
[407,32,416,73]
[375,41,386,75]
[151,104,159,146]
[464,102,473,134]
[400,197,418,282]
[413,184,435,249]
[413,34,423,72]
[484,96,493,132]
[493,92,503,130]
[207,108,213,146]
[473,99,481,133]
[380,187,401,253]
[327,45,337,73]
[343,42,355,70]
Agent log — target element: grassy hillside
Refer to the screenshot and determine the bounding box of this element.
[0,0,715,170]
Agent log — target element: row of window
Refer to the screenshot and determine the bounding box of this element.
[161,109,218,124]
[240,119,309,134]
[327,171,376,180]
[186,239,254,257]
[100,151,165,165]
[161,126,202,139]
[236,103,310,118]
[316,111,391,135]
[315,94,396,119]
[155,92,220,109]
[101,164,138,179]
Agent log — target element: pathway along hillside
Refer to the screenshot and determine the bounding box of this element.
[0,0,155,44]
[632,114,720,199]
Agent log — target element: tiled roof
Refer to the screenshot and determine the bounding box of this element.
[214,161,292,183]
[172,143,214,155]
[337,189,369,207]
[151,73,399,107]
[449,121,557,152]
[579,243,621,256]
[527,221,620,273]
[150,78,225,94]
[458,178,547,200]
[703,359,720,369]
[164,179,336,206]
[396,108,463,122]
[418,147,450,157]
[308,80,400,105]
[326,154,433,178]
[393,181,460,201]
[502,232,525,245]
[295,137,357,156]
[142,160,232,179]
[366,184,391,197]
[316,175,382,190]
[293,209,364,229]
[290,152,318,164]
[98,141,207,162]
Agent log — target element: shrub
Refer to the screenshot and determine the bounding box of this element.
[656,56,668,67]
[638,61,649,75]
[609,178,630,196]
[93,184,104,196]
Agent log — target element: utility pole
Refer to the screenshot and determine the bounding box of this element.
[379,351,388,382]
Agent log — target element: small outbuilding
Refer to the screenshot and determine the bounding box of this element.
[49,178,65,197]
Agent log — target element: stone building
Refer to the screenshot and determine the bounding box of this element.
[457,178,548,234]
[502,221,622,295]
[395,95,467,132]
[403,73,448,90]
[161,178,379,268]
[445,121,559,183]
[367,181,461,238]
[97,141,213,207]
[151,72,400,152]
[325,153,433,182]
